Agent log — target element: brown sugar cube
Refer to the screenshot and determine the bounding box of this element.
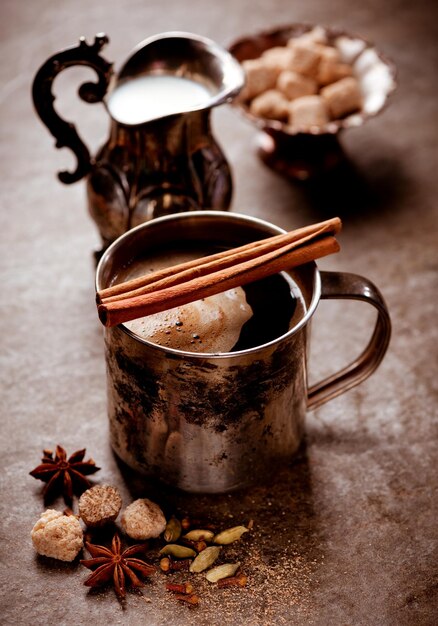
[277,70,317,100]
[240,59,281,101]
[249,90,289,121]
[261,46,295,70]
[289,95,329,130]
[31,510,83,561]
[317,46,352,86]
[316,46,340,82]
[319,45,341,63]
[286,41,322,78]
[289,26,328,47]
[321,76,362,119]
[318,61,352,86]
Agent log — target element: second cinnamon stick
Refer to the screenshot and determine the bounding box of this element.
[98,235,340,327]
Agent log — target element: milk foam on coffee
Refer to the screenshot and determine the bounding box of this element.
[107,75,213,125]
[125,288,253,353]
[117,250,254,353]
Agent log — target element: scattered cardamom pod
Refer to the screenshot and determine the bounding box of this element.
[205,562,240,583]
[159,544,197,559]
[189,546,221,573]
[213,526,249,545]
[182,529,215,542]
[164,516,182,542]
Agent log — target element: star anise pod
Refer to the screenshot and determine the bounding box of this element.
[29,444,100,503]
[80,533,155,598]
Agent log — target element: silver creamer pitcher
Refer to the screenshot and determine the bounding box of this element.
[32,32,244,253]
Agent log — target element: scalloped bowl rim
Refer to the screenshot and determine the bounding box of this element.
[228,23,398,136]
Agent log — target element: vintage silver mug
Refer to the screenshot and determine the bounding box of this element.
[96,211,391,493]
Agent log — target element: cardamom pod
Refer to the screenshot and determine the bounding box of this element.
[159,544,196,558]
[213,525,249,545]
[189,546,221,573]
[164,516,182,543]
[182,529,214,542]
[205,562,240,583]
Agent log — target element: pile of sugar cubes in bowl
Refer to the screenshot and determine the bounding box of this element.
[236,26,395,133]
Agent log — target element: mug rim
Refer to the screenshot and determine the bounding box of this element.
[95,211,322,358]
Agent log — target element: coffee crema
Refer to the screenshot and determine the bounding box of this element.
[114,246,306,353]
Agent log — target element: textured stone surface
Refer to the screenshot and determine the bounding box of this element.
[0,0,437,624]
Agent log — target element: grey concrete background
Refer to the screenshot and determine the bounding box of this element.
[0,0,437,624]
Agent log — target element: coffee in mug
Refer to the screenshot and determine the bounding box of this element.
[113,246,307,353]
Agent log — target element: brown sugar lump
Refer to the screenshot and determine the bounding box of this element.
[318,61,352,87]
[240,59,281,100]
[249,89,290,121]
[261,46,294,70]
[317,46,352,86]
[318,45,341,65]
[293,26,328,46]
[31,509,83,561]
[321,76,362,119]
[121,498,166,540]
[277,70,317,100]
[289,95,329,130]
[286,41,322,77]
[78,484,122,528]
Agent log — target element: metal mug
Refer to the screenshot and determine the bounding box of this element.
[96,211,391,493]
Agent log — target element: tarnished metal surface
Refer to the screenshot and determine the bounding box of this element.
[105,325,306,492]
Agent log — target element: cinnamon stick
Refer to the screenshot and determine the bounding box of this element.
[98,233,340,327]
[97,217,341,304]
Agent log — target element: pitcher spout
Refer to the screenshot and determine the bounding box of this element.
[105,31,245,126]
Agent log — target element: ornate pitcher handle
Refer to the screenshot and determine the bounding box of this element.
[32,34,113,184]
[307,271,391,410]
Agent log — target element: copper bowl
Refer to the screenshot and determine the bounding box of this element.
[229,24,397,179]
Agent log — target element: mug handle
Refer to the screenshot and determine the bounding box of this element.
[307,271,391,410]
[32,34,113,184]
